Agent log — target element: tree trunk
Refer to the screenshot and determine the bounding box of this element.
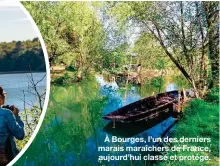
[148,23,200,97]
[203,2,219,88]
[196,2,208,94]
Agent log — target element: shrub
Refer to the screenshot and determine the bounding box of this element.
[205,87,219,104]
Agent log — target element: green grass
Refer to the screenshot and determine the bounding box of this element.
[158,98,219,166]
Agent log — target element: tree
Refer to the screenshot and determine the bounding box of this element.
[23,2,107,80]
[109,1,219,97]
[23,2,73,65]
[202,2,219,88]
[0,39,45,71]
[132,32,169,69]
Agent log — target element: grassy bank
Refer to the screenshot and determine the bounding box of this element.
[158,92,219,166]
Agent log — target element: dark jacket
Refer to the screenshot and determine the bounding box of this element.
[0,106,24,162]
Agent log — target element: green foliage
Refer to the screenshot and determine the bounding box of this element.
[102,44,129,70]
[65,65,76,72]
[132,33,170,69]
[205,88,219,104]
[0,38,45,72]
[22,2,138,77]
[16,106,41,150]
[109,1,219,94]
[23,2,107,74]
[151,77,165,88]
[52,72,73,84]
[159,99,219,166]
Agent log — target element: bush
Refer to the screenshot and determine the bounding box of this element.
[52,72,71,84]
[16,106,41,150]
[205,87,219,104]
[151,77,165,88]
[65,65,76,72]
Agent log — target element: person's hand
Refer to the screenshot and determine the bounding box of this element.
[10,105,19,117]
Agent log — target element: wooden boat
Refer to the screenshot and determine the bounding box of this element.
[103,111,174,137]
[103,90,181,123]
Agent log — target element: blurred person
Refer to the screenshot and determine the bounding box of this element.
[0,86,24,165]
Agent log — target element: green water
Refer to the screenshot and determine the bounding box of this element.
[16,75,189,166]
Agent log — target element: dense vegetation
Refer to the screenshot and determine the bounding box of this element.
[23,2,219,97]
[0,38,45,72]
[22,2,173,81]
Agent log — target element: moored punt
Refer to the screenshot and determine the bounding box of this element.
[103,90,181,123]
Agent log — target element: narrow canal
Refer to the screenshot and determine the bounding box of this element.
[19,75,188,166]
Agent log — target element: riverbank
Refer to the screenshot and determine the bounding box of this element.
[158,95,219,166]
[50,66,184,86]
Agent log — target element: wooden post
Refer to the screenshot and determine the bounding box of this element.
[137,64,141,75]
[124,55,133,105]
[113,120,116,129]
[182,88,187,102]
[177,90,181,112]
[178,90,181,104]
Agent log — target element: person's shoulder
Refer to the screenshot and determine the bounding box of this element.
[0,107,13,116]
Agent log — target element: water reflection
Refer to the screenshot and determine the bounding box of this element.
[17,75,188,166]
[95,76,176,165]
[103,112,174,137]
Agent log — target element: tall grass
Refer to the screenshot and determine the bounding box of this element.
[159,98,219,166]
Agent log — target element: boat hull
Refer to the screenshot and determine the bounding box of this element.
[103,90,180,123]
